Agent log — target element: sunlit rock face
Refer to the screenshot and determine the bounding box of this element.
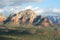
[42,18,51,27]
[0,14,7,23]
[10,9,36,24]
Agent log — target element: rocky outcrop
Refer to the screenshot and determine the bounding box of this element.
[0,14,7,23]
[32,15,52,27]
[10,9,36,24]
[42,18,52,27]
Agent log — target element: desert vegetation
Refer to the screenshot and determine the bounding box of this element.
[0,23,60,40]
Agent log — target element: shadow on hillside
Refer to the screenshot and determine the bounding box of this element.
[0,29,31,40]
[0,29,31,35]
[0,36,14,40]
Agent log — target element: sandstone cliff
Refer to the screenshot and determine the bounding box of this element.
[10,9,37,24]
[4,9,51,27]
[0,13,7,23]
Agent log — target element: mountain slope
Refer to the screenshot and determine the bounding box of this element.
[3,9,52,27]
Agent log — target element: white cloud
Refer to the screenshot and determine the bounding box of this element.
[33,7,44,15]
[44,8,60,13]
[3,5,34,13]
[53,8,60,13]
[0,5,44,15]
[21,5,44,15]
[41,8,60,16]
[3,6,22,13]
[24,5,32,10]
[0,5,60,16]
[0,9,4,13]
[0,0,43,3]
[0,0,43,8]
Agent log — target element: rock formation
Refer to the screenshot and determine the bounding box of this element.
[32,15,52,27]
[10,9,37,24]
[0,13,6,23]
[42,18,52,27]
[4,9,52,27]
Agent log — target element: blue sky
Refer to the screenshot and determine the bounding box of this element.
[0,0,60,16]
[0,0,60,8]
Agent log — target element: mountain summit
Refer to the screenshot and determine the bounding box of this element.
[3,9,51,27]
[4,9,36,24]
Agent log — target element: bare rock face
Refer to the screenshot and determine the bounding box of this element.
[42,18,52,27]
[11,9,36,24]
[0,14,7,23]
[32,15,52,27]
